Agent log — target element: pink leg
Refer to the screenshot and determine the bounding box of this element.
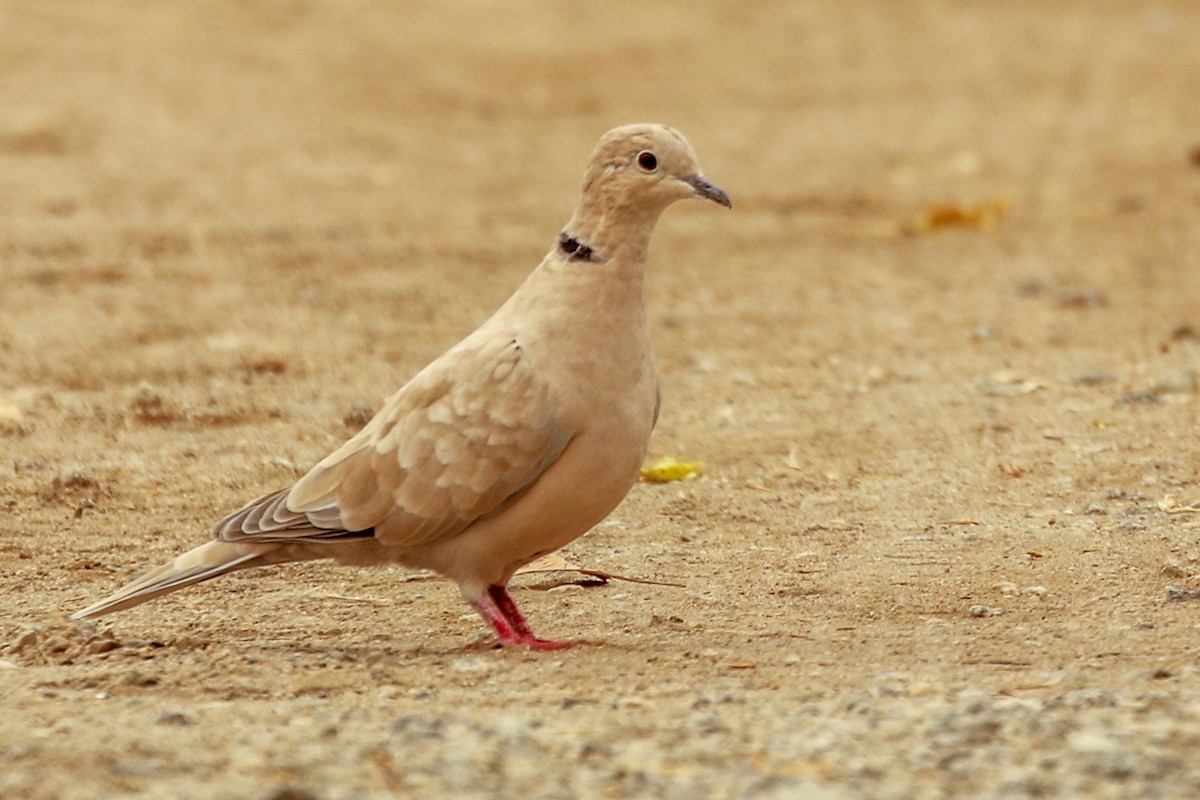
[469,585,574,650]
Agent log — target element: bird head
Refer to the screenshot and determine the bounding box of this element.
[579,124,731,216]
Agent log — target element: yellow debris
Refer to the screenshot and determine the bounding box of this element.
[907,195,1010,234]
[640,456,704,483]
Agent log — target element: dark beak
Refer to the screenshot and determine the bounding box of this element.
[684,175,732,209]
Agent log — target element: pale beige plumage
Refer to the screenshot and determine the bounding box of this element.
[72,124,730,648]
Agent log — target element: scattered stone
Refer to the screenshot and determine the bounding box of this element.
[1165,586,1200,603]
[968,605,1002,618]
[1161,563,1188,579]
[1016,279,1046,297]
[52,469,99,493]
[83,634,120,655]
[1105,489,1146,501]
[127,382,176,423]
[263,789,318,800]
[1170,322,1199,341]
[973,378,1041,397]
[121,669,160,687]
[1114,195,1146,214]
[7,628,41,654]
[241,354,288,376]
[342,402,374,428]
[1066,372,1116,387]
[1115,390,1162,407]
[616,696,652,709]
[0,402,26,434]
[4,622,123,666]
[743,778,854,800]
[42,469,106,507]
[1058,289,1107,308]
[156,712,195,727]
[390,715,445,738]
[1120,501,1158,517]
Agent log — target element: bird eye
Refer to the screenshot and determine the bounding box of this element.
[635,150,658,172]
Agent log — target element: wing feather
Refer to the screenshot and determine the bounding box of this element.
[215,333,572,549]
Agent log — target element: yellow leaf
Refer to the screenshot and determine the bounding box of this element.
[640,456,704,483]
[906,195,1010,234]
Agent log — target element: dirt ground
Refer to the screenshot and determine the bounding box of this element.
[3,1,1200,797]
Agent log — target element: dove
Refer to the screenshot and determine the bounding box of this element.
[72,124,730,649]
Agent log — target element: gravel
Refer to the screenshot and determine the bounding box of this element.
[7,680,1200,799]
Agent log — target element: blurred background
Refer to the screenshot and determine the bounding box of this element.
[3,1,1198,391]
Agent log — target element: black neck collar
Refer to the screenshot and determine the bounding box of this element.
[558,231,596,263]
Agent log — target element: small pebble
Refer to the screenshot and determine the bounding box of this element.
[616,696,652,709]
[155,712,194,726]
[1165,586,1200,602]
[1067,372,1116,387]
[1058,288,1108,308]
[127,382,174,422]
[0,402,25,432]
[1171,322,1199,340]
[52,470,99,493]
[342,403,374,428]
[264,789,319,800]
[1115,390,1162,407]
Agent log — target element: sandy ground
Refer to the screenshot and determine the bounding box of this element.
[3,1,1200,797]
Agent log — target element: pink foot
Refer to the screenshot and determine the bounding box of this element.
[469,585,577,650]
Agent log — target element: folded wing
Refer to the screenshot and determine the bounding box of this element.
[214,334,572,548]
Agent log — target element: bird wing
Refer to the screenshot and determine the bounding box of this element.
[214,332,573,548]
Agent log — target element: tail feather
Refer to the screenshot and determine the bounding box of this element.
[71,541,277,620]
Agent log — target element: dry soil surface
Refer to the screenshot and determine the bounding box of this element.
[4,2,1200,798]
